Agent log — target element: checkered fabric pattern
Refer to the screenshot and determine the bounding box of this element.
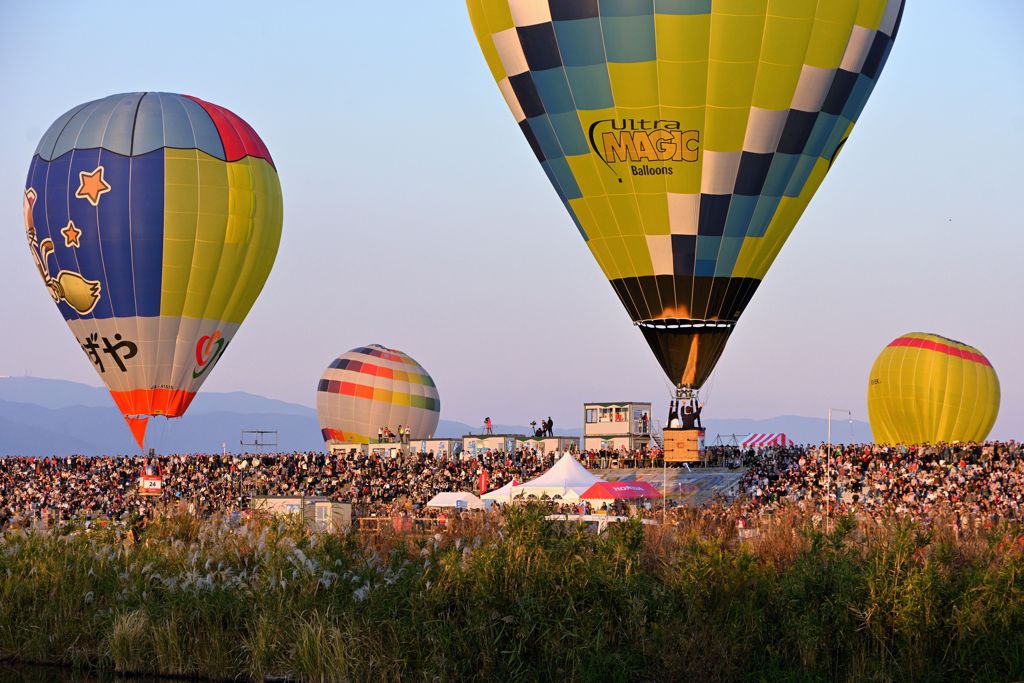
[470,0,903,290]
[316,344,441,446]
[468,0,904,387]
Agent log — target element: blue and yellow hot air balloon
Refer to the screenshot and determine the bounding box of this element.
[23,93,283,447]
[468,0,904,389]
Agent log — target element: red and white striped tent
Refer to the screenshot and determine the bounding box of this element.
[741,433,790,448]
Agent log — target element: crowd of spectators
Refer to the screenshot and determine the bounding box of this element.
[738,441,1024,529]
[1,441,1021,530]
[0,447,576,527]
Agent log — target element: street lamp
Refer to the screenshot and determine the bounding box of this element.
[826,408,852,532]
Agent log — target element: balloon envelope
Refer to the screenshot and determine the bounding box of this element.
[24,92,283,447]
[317,345,441,447]
[468,0,904,387]
[868,333,1000,445]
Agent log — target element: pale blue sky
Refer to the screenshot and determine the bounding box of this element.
[1,1,1021,439]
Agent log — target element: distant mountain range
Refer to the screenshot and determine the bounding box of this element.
[701,415,871,446]
[0,376,871,456]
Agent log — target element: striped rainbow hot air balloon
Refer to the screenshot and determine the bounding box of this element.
[867,333,1000,445]
[24,92,282,448]
[317,345,441,447]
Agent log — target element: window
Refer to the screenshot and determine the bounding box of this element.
[586,409,598,423]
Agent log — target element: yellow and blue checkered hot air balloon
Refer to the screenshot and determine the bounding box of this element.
[468,0,904,389]
[23,93,283,448]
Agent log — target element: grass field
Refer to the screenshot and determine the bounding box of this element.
[1,507,1022,682]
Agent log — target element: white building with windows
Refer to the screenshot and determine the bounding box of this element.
[583,402,652,452]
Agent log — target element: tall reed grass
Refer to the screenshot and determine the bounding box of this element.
[0,506,1021,682]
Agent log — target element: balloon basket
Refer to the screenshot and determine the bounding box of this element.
[663,428,705,463]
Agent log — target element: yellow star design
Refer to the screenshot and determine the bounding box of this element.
[75,166,111,206]
[60,220,82,248]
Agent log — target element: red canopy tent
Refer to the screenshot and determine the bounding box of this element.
[741,433,789,448]
[580,481,662,500]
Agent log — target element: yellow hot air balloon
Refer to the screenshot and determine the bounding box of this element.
[468,0,904,390]
[867,333,1000,445]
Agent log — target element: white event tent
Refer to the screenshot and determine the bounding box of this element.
[510,453,605,503]
[481,480,519,505]
[426,492,486,510]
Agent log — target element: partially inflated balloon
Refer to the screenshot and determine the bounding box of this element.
[24,93,282,447]
[868,333,999,445]
[317,345,441,447]
[468,0,904,387]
